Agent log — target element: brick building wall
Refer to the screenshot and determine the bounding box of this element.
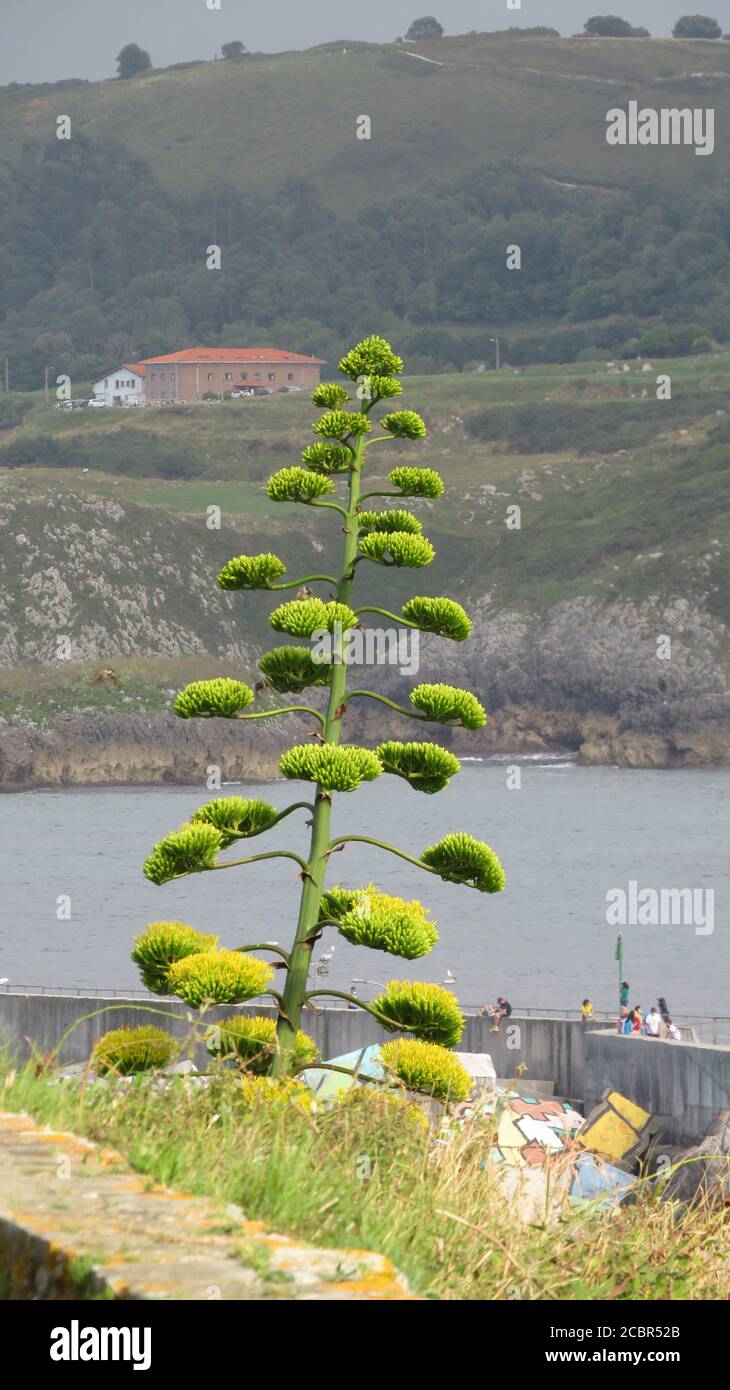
[144,357,323,403]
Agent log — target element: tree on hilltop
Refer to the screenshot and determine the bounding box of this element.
[584,16,650,37]
[673,15,722,38]
[406,16,444,40]
[221,41,246,59]
[116,44,152,79]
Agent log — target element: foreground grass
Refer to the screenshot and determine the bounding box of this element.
[2,1063,728,1301]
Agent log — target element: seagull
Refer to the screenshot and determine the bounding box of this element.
[319,946,336,964]
[444,969,456,985]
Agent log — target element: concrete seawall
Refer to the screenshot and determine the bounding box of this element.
[3,993,729,1142]
[584,1031,730,1144]
[0,993,597,1098]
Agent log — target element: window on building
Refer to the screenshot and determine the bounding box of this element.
[170,373,175,382]
[254,372,260,380]
[288,373,294,381]
[115,379,121,388]
[268,373,276,382]
[240,372,247,380]
[225,372,233,381]
[208,373,214,381]
[150,373,156,381]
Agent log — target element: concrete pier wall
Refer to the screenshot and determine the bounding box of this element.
[0,993,593,1097]
[584,1031,730,1144]
[2,994,728,1141]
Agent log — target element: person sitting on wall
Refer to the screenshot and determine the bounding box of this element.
[664,1018,681,1041]
[581,998,594,1021]
[479,996,511,1032]
[644,1005,662,1038]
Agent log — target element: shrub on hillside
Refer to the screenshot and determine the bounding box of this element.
[465,399,693,455]
[619,323,710,358]
[0,394,25,429]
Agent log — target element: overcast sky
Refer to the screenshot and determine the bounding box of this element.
[2,0,729,86]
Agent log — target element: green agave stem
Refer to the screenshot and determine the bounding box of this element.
[304,988,409,1030]
[271,425,368,1074]
[234,944,291,964]
[346,688,428,721]
[205,849,310,875]
[359,489,401,503]
[355,605,420,631]
[328,834,439,878]
[235,705,326,729]
[269,574,338,590]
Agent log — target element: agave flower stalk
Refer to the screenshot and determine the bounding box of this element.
[138,337,505,1096]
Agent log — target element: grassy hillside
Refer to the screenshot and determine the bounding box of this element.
[2,35,729,206]
[1,356,728,761]
[3,354,729,629]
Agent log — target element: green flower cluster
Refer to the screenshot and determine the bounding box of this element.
[216,553,286,591]
[280,744,383,792]
[266,467,334,502]
[381,1038,471,1102]
[270,598,358,638]
[357,508,422,536]
[259,645,332,694]
[421,832,506,894]
[312,383,350,408]
[191,796,280,848]
[313,409,371,441]
[167,949,274,1008]
[359,530,434,568]
[389,466,444,498]
[318,887,361,923]
[410,682,487,730]
[206,1015,319,1073]
[382,410,427,440]
[402,596,472,641]
[334,887,439,959]
[339,336,404,381]
[131,920,218,994]
[92,1026,176,1077]
[376,740,460,794]
[143,822,223,885]
[365,375,403,399]
[301,442,354,474]
[373,980,464,1048]
[174,678,254,720]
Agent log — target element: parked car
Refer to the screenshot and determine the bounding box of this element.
[87,397,109,408]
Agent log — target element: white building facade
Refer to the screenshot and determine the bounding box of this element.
[92,365,146,406]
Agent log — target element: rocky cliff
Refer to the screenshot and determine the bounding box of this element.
[1,485,728,786]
